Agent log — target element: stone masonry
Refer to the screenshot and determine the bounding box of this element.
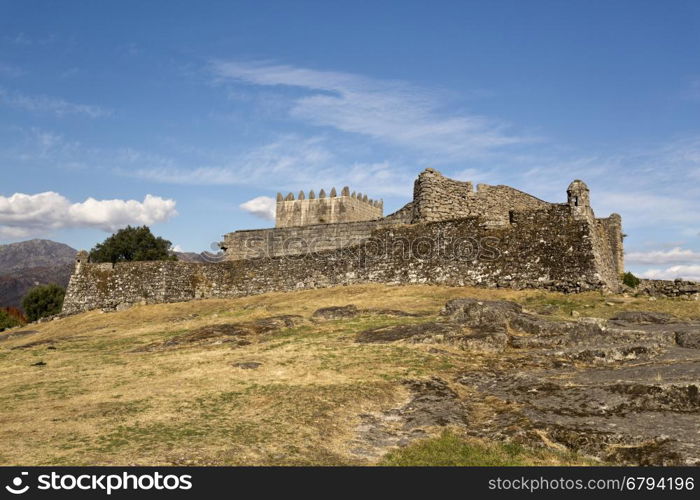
[275,186,383,228]
[62,169,626,314]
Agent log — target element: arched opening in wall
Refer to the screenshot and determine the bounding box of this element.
[573,196,579,207]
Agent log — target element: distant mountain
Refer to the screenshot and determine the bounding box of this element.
[0,239,77,309]
[0,239,77,275]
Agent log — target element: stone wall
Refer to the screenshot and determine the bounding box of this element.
[221,218,401,260]
[63,207,617,315]
[635,279,700,299]
[222,201,415,260]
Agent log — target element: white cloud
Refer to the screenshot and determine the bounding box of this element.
[0,87,110,118]
[240,196,276,220]
[211,60,533,160]
[626,247,700,265]
[0,192,177,239]
[639,265,700,282]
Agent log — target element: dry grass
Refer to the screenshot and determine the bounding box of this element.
[0,283,695,465]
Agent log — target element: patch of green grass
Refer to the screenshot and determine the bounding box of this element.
[380,430,587,466]
[521,293,602,316]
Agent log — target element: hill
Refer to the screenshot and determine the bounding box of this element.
[0,239,77,274]
[0,240,77,309]
[0,284,698,466]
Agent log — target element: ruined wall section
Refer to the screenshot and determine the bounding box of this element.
[590,219,620,288]
[383,201,414,223]
[597,214,624,275]
[411,168,551,225]
[63,207,614,315]
[636,279,700,299]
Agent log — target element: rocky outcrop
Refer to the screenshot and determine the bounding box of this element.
[357,298,700,465]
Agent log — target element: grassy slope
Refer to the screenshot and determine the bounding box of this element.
[0,284,696,466]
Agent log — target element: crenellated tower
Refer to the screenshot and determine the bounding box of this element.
[275,186,383,228]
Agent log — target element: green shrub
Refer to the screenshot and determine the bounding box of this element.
[89,225,177,264]
[622,271,641,288]
[22,284,66,322]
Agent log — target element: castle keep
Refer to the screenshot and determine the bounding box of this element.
[62,169,624,315]
[275,187,383,228]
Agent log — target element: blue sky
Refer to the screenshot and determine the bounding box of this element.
[1,0,700,279]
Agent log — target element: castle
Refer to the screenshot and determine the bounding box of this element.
[62,169,624,315]
[220,168,623,275]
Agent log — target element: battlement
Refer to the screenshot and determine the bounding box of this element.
[275,186,383,228]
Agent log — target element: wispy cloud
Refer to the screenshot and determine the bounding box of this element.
[639,265,700,282]
[211,60,534,160]
[128,135,414,197]
[0,87,110,118]
[0,192,177,240]
[626,247,700,265]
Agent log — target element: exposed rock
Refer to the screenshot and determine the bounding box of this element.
[133,315,304,352]
[676,331,700,349]
[356,322,460,343]
[362,308,423,317]
[311,305,359,320]
[445,298,700,465]
[611,310,679,324]
[350,377,468,460]
[440,298,522,331]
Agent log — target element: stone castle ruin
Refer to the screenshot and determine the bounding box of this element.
[62,169,625,314]
[220,169,623,273]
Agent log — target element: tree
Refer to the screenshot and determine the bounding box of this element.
[89,225,177,264]
[22,284,65,322]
